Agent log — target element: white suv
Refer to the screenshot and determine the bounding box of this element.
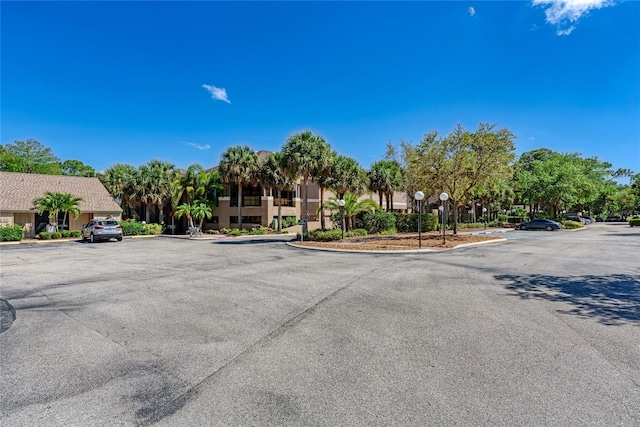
[82,219,123,243]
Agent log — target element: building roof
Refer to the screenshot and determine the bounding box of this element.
[0,172,122,213]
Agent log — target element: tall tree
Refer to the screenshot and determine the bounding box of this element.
[403,123,515,233]
[218,145,260,230]
[1,139,62,174]
[260,152,296,232]
[138,160,176,223]
[314,151,338,230]
[328,155,369,199]
[282,130,331,234]
[61,160,96,177]
[100,164,139,217]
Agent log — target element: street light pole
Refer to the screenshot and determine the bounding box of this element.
[483,207,488,230]
[338,198,346,240]
[439,192,449,244]
[415,191,425,248]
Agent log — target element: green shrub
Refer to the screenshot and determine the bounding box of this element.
[393,213,438,233]
[561,220,583,229]
[120,220,146,236]
[60,230,71,238]
[143,223,163,235]
[629,218,640,227]
[39,231,52,240]
[281,216,298,228]
[0,224,25,241]
[227,229,248,236]
[487,219,502,227]
[51,232,62,239]
[347,228,368,237]
[70,230,82,237]
[249,228,265,235]
[362,212,396,234]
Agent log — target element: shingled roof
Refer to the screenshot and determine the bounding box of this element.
[0,172,122,214]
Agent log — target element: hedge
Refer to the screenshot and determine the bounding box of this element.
[561,220,583,229]
[0,224,25,241]
[629,218,640,227]
[362,212,396,234]
[393,213,438,233]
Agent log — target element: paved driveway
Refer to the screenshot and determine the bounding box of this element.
[1,223,639,426]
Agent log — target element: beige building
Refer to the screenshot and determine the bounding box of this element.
[0,172,122,238]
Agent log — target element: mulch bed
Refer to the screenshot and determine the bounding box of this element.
[294,232,503,251]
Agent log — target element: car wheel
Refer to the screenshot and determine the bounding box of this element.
[546,226,553,231]
[82,233,87,242]
[117,236,122,241]
[520,225,527,230]
[90,233,95,243]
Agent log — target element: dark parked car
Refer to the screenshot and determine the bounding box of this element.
[516,219,561,231]
[605,216,624,222]
[595,217,604,222]
[82,219,123,242]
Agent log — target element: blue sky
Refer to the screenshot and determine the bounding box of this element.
[2,1,639,174]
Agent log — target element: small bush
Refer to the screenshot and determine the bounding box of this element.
[249,228,265,235]
[629,218,640,227]
[39,231,52,240]
[227,229,248,236]
[60,230,71,238]
[70,230,82,237]
[206,229,219,234]
[281,216,298,228]
[0,224,25,241]
[51,231,62,239]
[393,213,438,233]
[347,228,368,237]
[120,220,145,236]
[143,223,163,235]
[362,212,396,234]
[561,220,583,229]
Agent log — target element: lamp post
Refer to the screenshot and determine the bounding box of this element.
[338,198,346,240]
[483,207,487,230]
[439,192,449,244]
[415,191,425,248]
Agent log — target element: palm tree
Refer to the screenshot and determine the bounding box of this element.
[315,151,338,230]
[322,192,379,231]
[182,164,205,204]
[218,146,260,230]
[368,160,404,211]
[33,191,64,231]
[191,200,213,233]
[138,160,176,223]
[174,203,195,229]
[328,155,369,199]
[100,163,138,217]
[281,130,331,234]
[58,193,84,228]
[260,152,296,232]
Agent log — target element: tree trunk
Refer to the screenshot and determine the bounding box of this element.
[302,177,309,235]
[238,184,243,230]
[386,192,391,211]
[277,189,283,232]
[320,187,326,230]
[453,201,459,235]
[390,193,394,212]
[379,192,383,210]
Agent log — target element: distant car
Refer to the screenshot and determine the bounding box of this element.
[595,217,604,222]
[605,216,623,222]
[516,219,561,231]
[82,219,123,243]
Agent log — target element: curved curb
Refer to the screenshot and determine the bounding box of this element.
[286,237,506,254]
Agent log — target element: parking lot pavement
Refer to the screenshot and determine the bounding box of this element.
[1,223,639,425]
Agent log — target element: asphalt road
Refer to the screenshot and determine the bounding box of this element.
[1,223,639,426]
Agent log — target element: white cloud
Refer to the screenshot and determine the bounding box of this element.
[184,142,211,151]
[468,6,476,16]
[532,0,615,35]
[202,84,231,103]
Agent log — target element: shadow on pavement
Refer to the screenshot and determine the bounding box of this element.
[495,273,640,326]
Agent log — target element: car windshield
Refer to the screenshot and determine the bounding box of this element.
[99,221,119,226]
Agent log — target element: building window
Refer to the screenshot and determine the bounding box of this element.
[230,216,262,225]
[273,189,295,207]
[230,185,262,207]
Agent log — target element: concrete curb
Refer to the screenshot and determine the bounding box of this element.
[286,236,506,254]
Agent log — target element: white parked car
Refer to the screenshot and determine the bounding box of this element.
[82,219,123,243]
